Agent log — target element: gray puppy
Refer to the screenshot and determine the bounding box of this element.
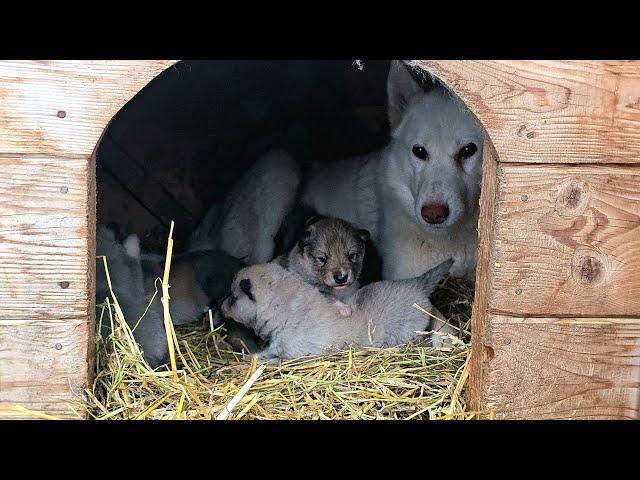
[142,248,262,354]
[96,225,168,368]
[274,217,369,316]
[219,258,454,361]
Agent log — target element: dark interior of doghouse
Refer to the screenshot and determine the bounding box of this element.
[97,60,392,255]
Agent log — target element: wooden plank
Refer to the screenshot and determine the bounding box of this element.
[490,163,640,317]
[414,60,640,164]
[0,155,92,418]
[468,137,500,412]
[0,321,89,419]
[0,60,177,157]
[0,155,92,319]
[479,315,640,419]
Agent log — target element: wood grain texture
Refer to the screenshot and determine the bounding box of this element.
[480,315,640,419]
[414,60,640,164]
[0,156,91,319]
[0,60,177,157]
[0,155,92,418]
[490,163,640,317]
[0,321,89,418]
[467,138,500,412]
[0,60,177,419]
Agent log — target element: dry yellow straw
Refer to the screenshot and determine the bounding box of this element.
[161,221,178,378]
[216,364,266,420]
[412,303,462,333]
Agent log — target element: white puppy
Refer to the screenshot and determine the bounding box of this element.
[220,259,455,361]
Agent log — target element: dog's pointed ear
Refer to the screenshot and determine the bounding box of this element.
[239,278,255,302]
[387,60,423,133]
[357,229,370,243]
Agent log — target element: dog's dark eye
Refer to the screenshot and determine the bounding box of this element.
[316,255,328,266]
[456,143,477,162]
[348,252,360,263]
[412,144,428,161]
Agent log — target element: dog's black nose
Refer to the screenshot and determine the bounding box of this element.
[421,203,450,224]
[334,271,349,284]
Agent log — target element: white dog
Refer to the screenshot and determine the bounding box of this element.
[302,61,483,281]
[190,148,301,265]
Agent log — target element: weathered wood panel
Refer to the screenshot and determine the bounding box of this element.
[479,315,640,419]
[0,60,177,157]
[490,163,640,317]
[0,155,92,418]
[0,61,177,419]
[468,138,500,412]
[414,60,640,164]
[0,155,91,319]
[0,321,89,418]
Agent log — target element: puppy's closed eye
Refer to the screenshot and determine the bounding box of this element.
[239,278,255,302]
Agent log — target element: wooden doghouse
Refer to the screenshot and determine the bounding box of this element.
[1,60,638,419]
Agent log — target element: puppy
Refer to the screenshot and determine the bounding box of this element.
[141,246,262,354]
[219,258,454,361]
[274,216,369,316]
[96,225,168,369]
[140,249,245,326]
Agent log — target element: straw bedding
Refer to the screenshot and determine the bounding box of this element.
[82,227,476,420]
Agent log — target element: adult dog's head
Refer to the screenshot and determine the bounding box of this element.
[386,60,484,233]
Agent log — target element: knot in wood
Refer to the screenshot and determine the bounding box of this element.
[573,255,604,285]
[556,180,589,217]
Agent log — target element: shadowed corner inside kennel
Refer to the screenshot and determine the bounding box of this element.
[0,60,638,419]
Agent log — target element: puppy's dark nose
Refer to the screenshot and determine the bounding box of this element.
[421,203,450,224]
[334,271,348,284]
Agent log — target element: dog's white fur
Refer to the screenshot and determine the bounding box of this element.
[220,259,455,361]
[190,149,301,265]
[302,61,483,281]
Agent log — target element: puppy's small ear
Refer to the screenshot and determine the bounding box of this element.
[123,234,141,260]
[297,226,314,250]
[239,278,255,302]
[304,214,325,227]
[357,229,371,243]
[106,222,122,240]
